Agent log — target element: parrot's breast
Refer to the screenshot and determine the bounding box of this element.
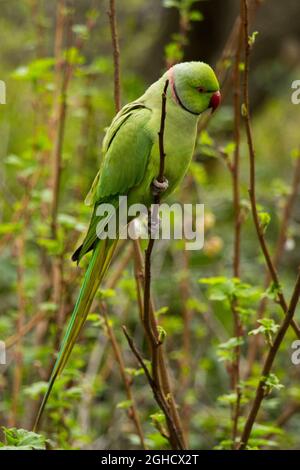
[127,98,199,208]
[163,107,198,193]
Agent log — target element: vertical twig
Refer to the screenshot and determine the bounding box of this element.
[42,0,74,384]
[239,0,300,448]
[102,304,146,449]
[50,0,72,237]
[246,153,300,372]
[137,80,186,449]
[240,0,300,339]
[177,247,192,442]
[231,13,243,446]
[239,270,300,448]
[106,0,147,446]
[108,0,186,449]
[108,0,121,112]
[132,239,184,438]
[9,237,26,427]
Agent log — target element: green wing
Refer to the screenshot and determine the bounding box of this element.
[73,103,153,262]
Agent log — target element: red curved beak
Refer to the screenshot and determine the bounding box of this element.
[209,90,221,112]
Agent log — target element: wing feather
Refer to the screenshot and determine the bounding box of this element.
[73,104,153,262]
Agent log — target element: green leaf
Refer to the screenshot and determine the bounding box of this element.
[125,367,145,377]
[262,373,284,394]
[117,400,133,410]
[164,42,183,63]
[189,10,203,21]
[217,337,244,363]
[249,318,280,346]
[155,306,169,316]
[241,103,248,116]
[1,427,47,450]
[163,0,181,8]
[24,382,48,399]
[157,325,167,343]
[258,210,271,233]
[0,222,23,236]
[150,412,166,424]
[11,58,54,82]
[248,31,259,47]
[263,282,282,301]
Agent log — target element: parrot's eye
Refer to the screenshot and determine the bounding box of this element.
[197,86,206,93]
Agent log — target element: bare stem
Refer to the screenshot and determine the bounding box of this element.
[108,0,121,112]
[102,304,146,449]
[138,80,186,450]
[239,0,300,448]
[239,270,300,448]
[241,0,300,339]
[231,13,243,447]
[246,153,300,372]
[9,237,26,427]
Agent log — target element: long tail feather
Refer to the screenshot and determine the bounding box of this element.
[34,238,117,430]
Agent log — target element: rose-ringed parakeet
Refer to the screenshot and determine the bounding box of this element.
[35,61,220,427]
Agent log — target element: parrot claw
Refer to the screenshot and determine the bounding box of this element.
[151,177,169,195]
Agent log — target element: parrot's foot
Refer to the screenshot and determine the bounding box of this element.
[151,177,169,196]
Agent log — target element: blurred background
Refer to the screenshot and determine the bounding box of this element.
[1,0,300,450]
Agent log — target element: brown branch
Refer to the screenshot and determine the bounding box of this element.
[9,237,26,427]
[50,1,74,237]
[276,402,300,428]
[231,15,244,447]
[198,0,263,134]
[6,313,44,349]
[42,2,98,386]
[105,242,133,289]
[108,0,185,449]
[240,0,300,340]
[177,247,192,442]
[102,304,146,449]
[139,80,186,450]
[239,269,300,449]
[246,152,300,374]
[122,326,183,449]
[108,0,168,445]
[272,153,300,269]
[239,0,300,448]
[132,239,184,435]
[108,0,121,112]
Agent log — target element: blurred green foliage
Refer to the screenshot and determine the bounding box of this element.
[1,0,300,451]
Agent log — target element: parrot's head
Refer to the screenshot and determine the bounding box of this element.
[168,61,221,116]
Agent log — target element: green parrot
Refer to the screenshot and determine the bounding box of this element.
[35,61,220,427]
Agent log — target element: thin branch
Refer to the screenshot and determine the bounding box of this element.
[239,0,300,448]
[230,13,244,447]
[246,152,300,374]
[108,0,121,112]
[102,304,146,449]
[50,0,71,238]
[241,0,300,340]
[6,313,44,349]
[122,326,183,449]
[198,0,263,133]
[132,239,185,444]
[9,237,26,427]
[239,269,300,449]
[107,0,185,449]
[139,80,186,450]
